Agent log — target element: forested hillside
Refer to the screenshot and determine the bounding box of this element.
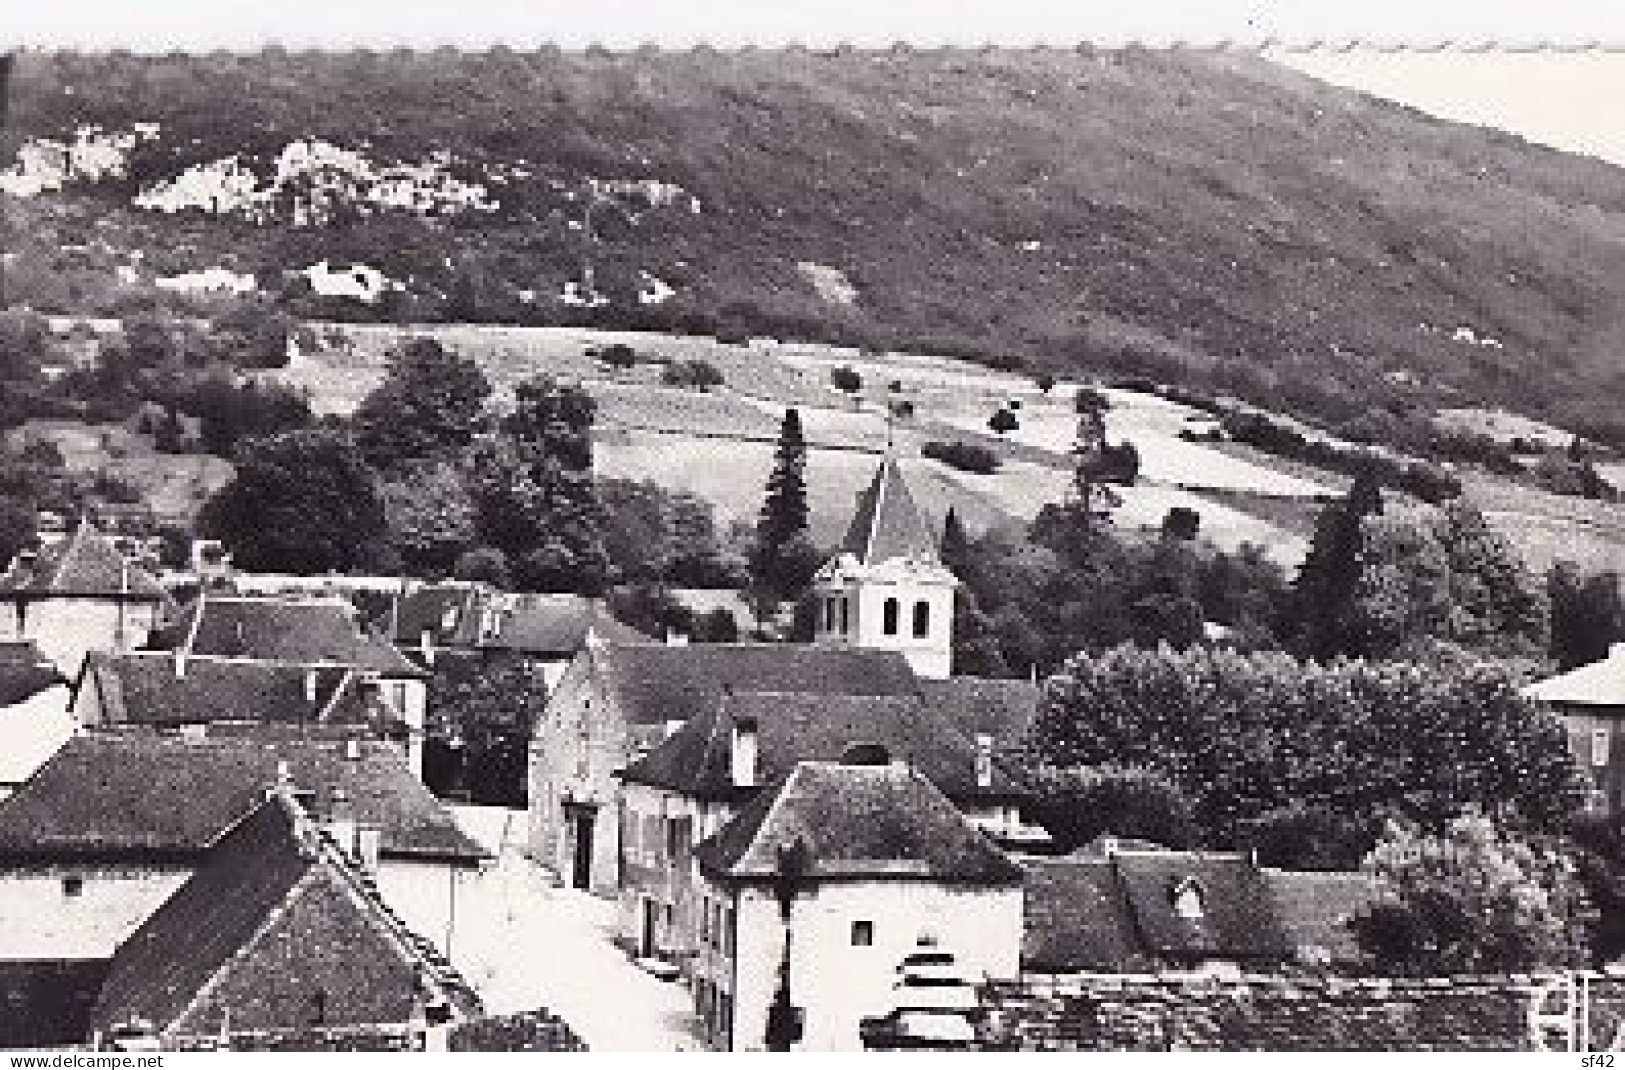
[6,48,1625,438]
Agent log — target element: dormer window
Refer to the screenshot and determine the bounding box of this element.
[1172,877,1205,921]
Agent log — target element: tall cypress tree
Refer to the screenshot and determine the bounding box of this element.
[1291,470,1383,660]
[941,506,970,578]
[751,409,815,602]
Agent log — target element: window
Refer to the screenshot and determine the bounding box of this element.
[882,598,900,636]
[823,597,836,633]
[851,920,875,947]
[838,597,850,635]
[1172,878,1205,921]
[1596,727,1612,768]
[912,600,930,638]
[61,876,84,899]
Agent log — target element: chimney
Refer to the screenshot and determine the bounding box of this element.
[304,668,319,704]
[355,826,382,873]
[326,787,358,858]
[730,717,759,788]
[179,723,207,742]
[1100,835,1118,857]
[1612,642,1625,660]
[344,737,362,761]
[972,733,995,789]
[173,650,187,679]
[664,719,684,739]
[665,628,688,647]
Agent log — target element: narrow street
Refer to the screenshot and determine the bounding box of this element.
[449,839,704,1052]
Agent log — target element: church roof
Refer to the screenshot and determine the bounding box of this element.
[590,642,919,727]
[620,688,1022,801]
[0,521,166,601]
[839,455,941,566]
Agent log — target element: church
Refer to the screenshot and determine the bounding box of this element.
[526,451,1039,896]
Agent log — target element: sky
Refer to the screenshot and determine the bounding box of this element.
[1274,50,1625,169]
[3,2,1623,168]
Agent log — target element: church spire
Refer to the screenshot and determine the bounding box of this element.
[839,453,940,567]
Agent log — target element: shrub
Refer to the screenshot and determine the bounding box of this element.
[920,439,1000,475]
[661,360,725,390]
[830,365,862,398]
[596,343,637,370]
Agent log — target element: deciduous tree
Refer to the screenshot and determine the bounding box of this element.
[197,428,386,573]
[353,336,492,470]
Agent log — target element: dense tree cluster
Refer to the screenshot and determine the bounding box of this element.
[1290,479,1549,662]
[1030,645,1583,847]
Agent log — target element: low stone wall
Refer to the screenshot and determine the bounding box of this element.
[167,1006,587,1052]
[967,973,1625,1052]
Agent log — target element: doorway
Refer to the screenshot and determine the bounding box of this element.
[642,898,658,957]
[569,805,596,890]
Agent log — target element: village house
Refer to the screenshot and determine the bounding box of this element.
[1523,644,1625,814]
[690,759,1025,1051]
[71,651,408,754]
[0,733,486,964]
[157,593,430,775]
[0,641,72,800]
[1019,840,1378,976]
[527,452,1039,897]
[529,642,921,895]
[615,689,1025,966]
[88,787,481,1046]
[0,520,172,677]
[391,582,647,689]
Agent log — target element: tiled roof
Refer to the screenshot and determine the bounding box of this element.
[79,652,385,730]
[593,642,919,727]
[916,676,1041,749]
[839,455,941,566]
[0,521,167,600]
[695,761,1022,884]
[1019,851,1298,972]
[391,584,485,648]
[1112,851,1291,961]
[172,596,424,677]
[0,733,484,863]
[1021,855,1154,974]
[621,688,1020,801]
[1524,647,1625,706]
[1263,868,1379,966]
[394,586,649,656]
[91,792,480,1037]
[0,641,66,706]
